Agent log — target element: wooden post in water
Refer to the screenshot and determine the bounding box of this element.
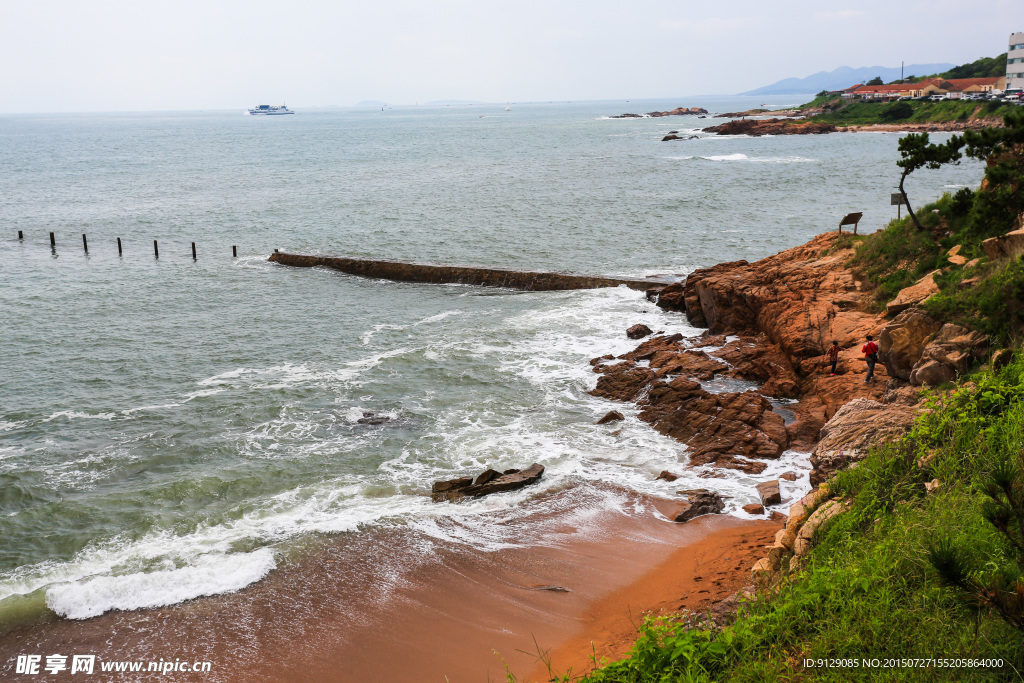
[18,230,23,240]
[50,232,55,248]
[232,245,237,258]
[82,234,88,254]
[117,237,122,256]
[154,240,159,259]
[191,242,197,260]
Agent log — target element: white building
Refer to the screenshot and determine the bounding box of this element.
[1009,32,1024,90]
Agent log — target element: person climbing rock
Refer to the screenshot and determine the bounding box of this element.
[862,335,879,383]
[826,340,840,376]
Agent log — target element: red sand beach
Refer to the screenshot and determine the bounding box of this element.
[0,493,780,682]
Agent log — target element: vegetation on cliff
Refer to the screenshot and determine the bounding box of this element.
[847,109,1024,343]
[536,356,1024,682]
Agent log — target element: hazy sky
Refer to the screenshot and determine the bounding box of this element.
[0,0,1016,113]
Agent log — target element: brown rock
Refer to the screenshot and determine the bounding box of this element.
[649,348,728,381]
[620,333,684,362]
[703,118,836,136]
[881,379,922,406]
[743,503,765,515]
[769,511,788,522]
[636,379,790,462]
[756,479,782,506]
[712,337,801,397]
[626,323,653,340]
[982,228,1024,260]
[591,361,656,402]
[597,410,625,424]
[656,470,679,482]
[909,360,955,387]
[473,469,503,486]
[878,308,942,381]
[681,234,879,359]
[780,471,798,481]
[886,271,940,317]
[433,464,545,502]
[947,254,966,266]
[654,282,687,313]
[667,489,726,521]
[809,398,917,486]
[958,276,980,290]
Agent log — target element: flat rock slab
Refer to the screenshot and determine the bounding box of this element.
[432,464,545,502]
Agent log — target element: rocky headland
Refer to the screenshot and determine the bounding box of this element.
[591,231,988,496]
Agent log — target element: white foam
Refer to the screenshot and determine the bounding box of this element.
[45,549,276,619]
[699,153,817,163]
[43,410,117,422]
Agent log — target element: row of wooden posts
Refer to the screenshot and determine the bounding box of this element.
[17,230,240,258]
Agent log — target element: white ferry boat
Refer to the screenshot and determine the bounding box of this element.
[246,104,294,116]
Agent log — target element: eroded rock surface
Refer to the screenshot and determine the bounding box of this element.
[809,399,917,485]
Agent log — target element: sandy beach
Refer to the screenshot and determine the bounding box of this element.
[0,492,781,682]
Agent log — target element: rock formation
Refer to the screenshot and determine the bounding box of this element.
[612,107,709,119]
[880,310,988,387]
[432,464,545,502]
[808,398,918,486]
[702,118,837,136]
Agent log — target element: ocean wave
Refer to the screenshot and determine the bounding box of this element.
[45,549,276,619]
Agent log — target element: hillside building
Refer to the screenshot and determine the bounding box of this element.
[1009,32,1024,89]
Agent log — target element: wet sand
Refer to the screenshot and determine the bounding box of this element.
[0,491,780,682]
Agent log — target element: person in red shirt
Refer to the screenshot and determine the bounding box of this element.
[862,335,879,383]
[825,340,841,376]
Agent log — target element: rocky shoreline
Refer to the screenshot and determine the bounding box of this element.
[589,231,988,515]
[576,229,996,636]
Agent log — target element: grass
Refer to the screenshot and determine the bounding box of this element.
[790,95,1018,127]
[512,356,1024,682]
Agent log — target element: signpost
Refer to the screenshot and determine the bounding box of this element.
[839,212,863,235]
[891,192,907,220]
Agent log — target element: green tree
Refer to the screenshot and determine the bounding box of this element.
[896,133,966,229]
[866,76,884,86]
[929,449,1024,631]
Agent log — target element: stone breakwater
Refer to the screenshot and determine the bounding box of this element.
[268,252,674,292]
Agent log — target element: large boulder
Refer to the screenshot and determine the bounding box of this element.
[626,323,653,340]
[756,479,782,506]
[878,308,942,381]
[909,323,988,385]
[886,271,940,317]
[982,228,1024,260]
[432,464,545,502]
[809,398,917,485]
[662,489,726,522]
[908,360,955,387]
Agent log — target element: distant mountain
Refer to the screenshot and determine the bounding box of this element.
[740,63,956,96]
[355,100,388,107]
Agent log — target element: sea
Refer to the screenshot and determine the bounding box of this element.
[0,97,984,630]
